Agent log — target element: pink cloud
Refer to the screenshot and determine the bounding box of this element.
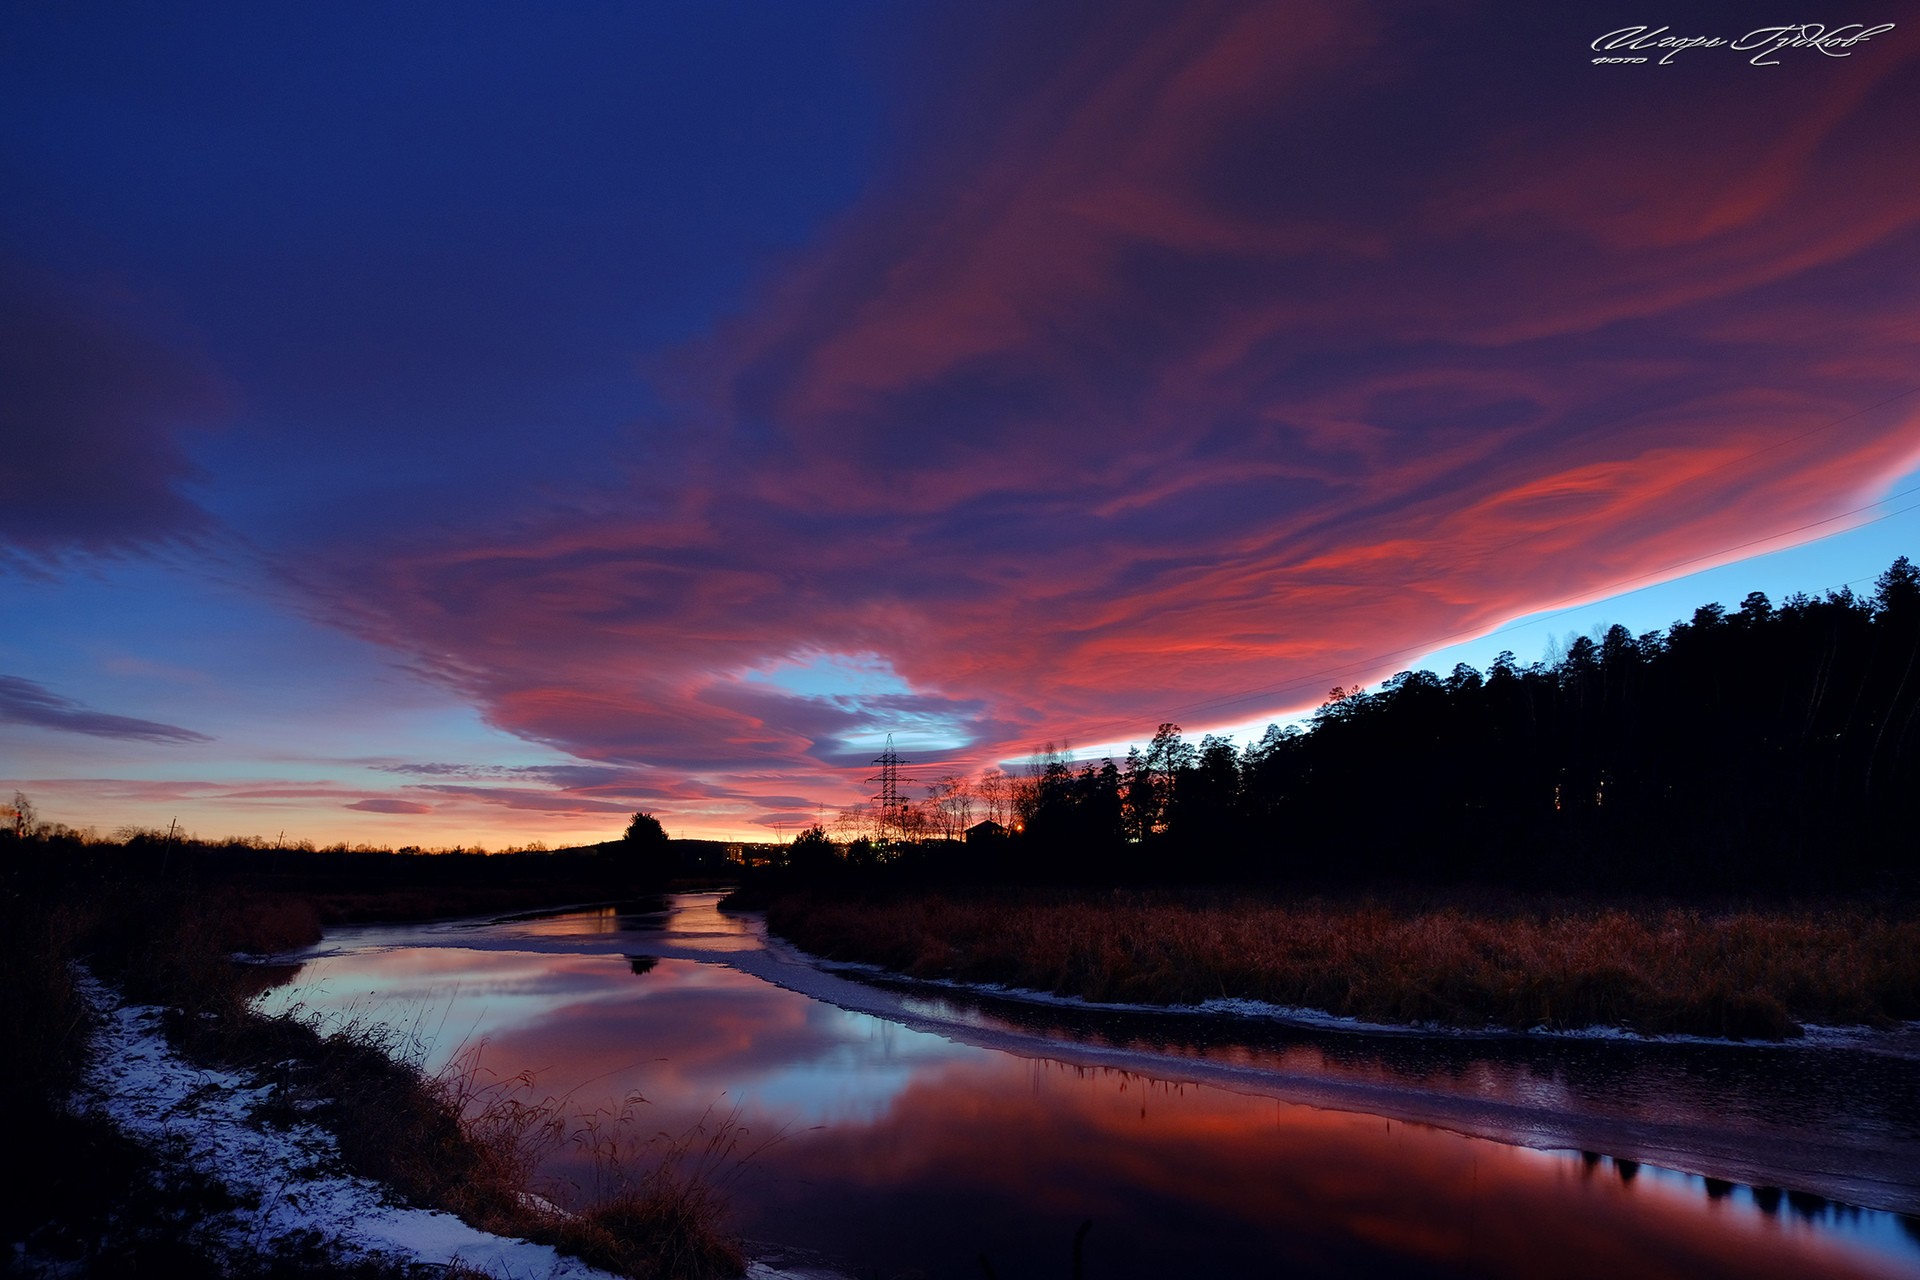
[295,5,1920,830]
[345,798,435,815]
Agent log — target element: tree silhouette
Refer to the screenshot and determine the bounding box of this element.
[616,811,675,885]
[1875,555,1920,619]
[787,824,838,874]
[624,811,668,847]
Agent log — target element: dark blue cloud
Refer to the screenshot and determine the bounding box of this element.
[0,674,211,743]
[0,264,225,559]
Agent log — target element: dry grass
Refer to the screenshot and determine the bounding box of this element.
[196,1004,750,1280]
[224,893,327,953]
[539,1093,757,1280]
[548,1166,746,1280]
[764,890,1920,1039]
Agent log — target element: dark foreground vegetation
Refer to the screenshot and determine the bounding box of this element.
[2,833,745,1278]
[757,887,1920,1039]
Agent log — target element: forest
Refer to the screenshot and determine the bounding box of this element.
[774,557,1920,894]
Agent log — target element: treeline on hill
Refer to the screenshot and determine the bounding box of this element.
[0,815,732,933]
[758,557,1920,896]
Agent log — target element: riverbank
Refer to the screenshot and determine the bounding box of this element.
[4,864,760,1278]
[53,972,627,1277]
[747,887,1920,1040]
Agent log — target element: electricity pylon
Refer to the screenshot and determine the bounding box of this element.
[868,734,908,844]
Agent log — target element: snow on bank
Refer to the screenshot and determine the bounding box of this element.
[796,954,1920,1053]
[70,974,812,1280]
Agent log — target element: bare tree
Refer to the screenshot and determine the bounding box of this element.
[832,803,873,845]
[7,791,35,838]
[926,773,975,839]
[896,799,933,844]
[976,767,1011,828]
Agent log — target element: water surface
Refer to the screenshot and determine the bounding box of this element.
[260,894,1920,1279]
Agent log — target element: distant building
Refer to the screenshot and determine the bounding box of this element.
[965,819,1007,843]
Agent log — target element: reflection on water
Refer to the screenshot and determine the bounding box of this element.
[259,895,1920,1279]
[507,904,630,936]
[878,979,1920,1170]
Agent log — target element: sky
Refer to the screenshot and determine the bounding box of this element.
[4,2,1918,844]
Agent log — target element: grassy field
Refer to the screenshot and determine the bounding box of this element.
[759,888,1920,1039]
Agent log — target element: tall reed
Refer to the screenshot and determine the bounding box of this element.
[765,890,1920,1039]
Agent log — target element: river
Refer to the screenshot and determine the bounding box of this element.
[257,893,1920,1279]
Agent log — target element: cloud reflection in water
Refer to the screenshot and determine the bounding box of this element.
[260,903,1920,1280]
